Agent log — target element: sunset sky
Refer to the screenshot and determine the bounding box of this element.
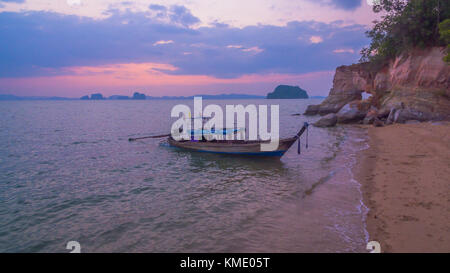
[0,0,379,97]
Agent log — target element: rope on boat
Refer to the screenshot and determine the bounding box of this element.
[306,124,309,149]
[297,122,309,155]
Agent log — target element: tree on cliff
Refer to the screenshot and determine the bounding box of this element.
[361,0,450,64]
[439,19,450,63]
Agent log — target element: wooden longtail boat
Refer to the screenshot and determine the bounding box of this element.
[168,122,309,157]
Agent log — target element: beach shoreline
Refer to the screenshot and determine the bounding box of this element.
[355,122,450,253]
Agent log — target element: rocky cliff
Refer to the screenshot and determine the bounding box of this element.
[306,47,450,124]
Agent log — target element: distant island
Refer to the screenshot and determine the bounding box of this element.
[147,94,265,100]
[0,94,75,101]
[81,92,264,100]
[132,92,146,100]
[81,92,145,100]
[266,85,309,99]
[0,93,266,100]
[84,93,105,100]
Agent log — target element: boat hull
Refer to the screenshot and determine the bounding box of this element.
[167,137,297,157]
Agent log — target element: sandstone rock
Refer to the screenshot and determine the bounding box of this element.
[395,107,435,123]
[363,107,379,125]
[386,108,397,125]
[378,48,450,121]
[373,70,391,91]
[307,47,450,123]
[313,89,362,115]
[363,116,375,125]
[384,102,407,124]
[393,109,405,123]
[379,102,404,117]
[313,114,338,127]
[377,108,391,119]
[389,47,449,90]
[337,100,369,123]
[373,118,384,127]
[405,120,421,124]
[430,121,448,126]
[303,63,369,115]
[303,105,320,116]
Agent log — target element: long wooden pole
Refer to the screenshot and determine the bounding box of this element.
[128,134,171,141]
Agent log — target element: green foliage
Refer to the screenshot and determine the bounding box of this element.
[439,18,450,63]
[360,0,450,64]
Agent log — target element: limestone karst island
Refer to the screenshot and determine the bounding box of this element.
[267,85,309,99]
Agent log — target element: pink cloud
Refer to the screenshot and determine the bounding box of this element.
[153,40,174,46]
[226,45,243,49]
[242,46,264,54]
[309,36,323,44]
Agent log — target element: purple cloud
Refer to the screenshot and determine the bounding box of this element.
[312,0,362,11]
[149,4,167,11]
[169,5,200,27]
[0,0,26,3]
[0,8,368,79]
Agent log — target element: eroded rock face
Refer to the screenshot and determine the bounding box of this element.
[305,47,450,123]
[389,47,449,89]
[373,118,384,127]
[313,113,338,127]
[378,47,450,122]
[337,100,370,123]
[363,106,379,125]
[304,104,321,116]
[304,64,369,115]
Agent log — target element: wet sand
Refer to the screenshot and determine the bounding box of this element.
[356,122,450,253]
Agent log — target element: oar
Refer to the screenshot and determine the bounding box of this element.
[128,134,171,142]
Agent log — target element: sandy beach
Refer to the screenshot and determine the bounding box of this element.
[356,122,450,253]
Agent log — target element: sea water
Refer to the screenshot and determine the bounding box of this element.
[0,99,368,252]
